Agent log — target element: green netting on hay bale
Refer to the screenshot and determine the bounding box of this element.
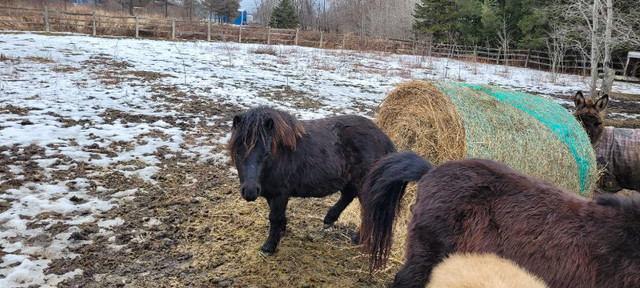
[382,80,598,196]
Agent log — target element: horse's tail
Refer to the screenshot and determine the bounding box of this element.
[360,151,433,272]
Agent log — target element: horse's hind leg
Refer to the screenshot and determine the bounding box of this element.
[323,184,357,229]
[392,222,450,288]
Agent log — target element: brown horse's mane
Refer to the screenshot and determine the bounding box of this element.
[228,107,306,164]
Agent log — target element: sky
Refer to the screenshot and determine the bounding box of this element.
[240,0,257,13]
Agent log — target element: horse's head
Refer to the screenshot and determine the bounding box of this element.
[573,91,609,144]
[227,107,305,201]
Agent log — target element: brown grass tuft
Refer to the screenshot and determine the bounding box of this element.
[26,56,55,63]
[249,45,278,56]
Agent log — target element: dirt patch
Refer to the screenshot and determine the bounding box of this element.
[46,112,92,128]
[26,56,55,63]
[82,55,132,70]
[53,66,81,73]
[0,104,41,116]
[123,70,172,82]
[258,86,324,110]
[99,108,174,125]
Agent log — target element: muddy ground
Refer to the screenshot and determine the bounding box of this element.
[0,89,394,288]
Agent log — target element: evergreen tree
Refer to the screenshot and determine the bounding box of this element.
[413,0,459,43]
[269,0,300,29]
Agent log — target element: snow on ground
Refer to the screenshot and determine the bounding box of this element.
[0,31,639,287]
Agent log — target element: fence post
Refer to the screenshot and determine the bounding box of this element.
[171,18,176,39]
[238,26,242,43]
[295,28,299,46]
[267,27,271,45]
[92,12,96,36]
[135,16,139,38]
[524,48,531,68]
[342,33,347,48]
[44,7,49,32]
[319,31,323,48]
[207,19,211,41]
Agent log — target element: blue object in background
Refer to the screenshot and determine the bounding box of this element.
[233,10,247,25]
[210,10,247,25]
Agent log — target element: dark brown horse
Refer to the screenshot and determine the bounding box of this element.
[228,106,395,254]
[360,151,640,288]
[574,91,640,192]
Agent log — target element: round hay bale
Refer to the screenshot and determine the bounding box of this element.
[343,80,597,261]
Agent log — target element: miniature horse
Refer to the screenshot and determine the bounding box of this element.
[228,106,395,254]
[574,91,640,192]
[360,151,640,288]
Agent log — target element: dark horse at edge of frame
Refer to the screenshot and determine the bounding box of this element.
[227,106,396,254]
[360,151,640,288]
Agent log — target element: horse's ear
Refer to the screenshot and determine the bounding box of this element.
[233,115,241,129]
[595,94,609,111]
[264,118,274,131]
[574,91,586,109]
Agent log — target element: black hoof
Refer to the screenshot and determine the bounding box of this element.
[260,244,276,255]
[323,223,332,229]
[260,249,274,256]
[350,233,360,245]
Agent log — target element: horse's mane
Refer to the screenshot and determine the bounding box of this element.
[228,107,306,164]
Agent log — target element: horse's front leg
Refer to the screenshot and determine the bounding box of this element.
[261,196,288,255]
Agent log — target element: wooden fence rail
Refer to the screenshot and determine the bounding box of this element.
[0,5,629,76]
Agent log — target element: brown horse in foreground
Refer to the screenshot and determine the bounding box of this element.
[228,107,395,254]
[360,151,640,288]
[573,91,640,192]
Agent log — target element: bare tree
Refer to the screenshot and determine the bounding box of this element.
[327,0,415,38]
[497,17,511,69]
[600,0,614,94]
[559,0,639,97]
[546,23,568,83]
[255,0,277,26]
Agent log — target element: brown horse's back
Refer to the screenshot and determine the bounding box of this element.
[412,159,639,288]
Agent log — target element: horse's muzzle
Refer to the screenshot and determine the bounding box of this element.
[241,183,261,202]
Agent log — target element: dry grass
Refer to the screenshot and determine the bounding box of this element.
[604,118,640,129]
[26,56,55,63]
[249,45,278,56]
[0,53,11,61]
[52,65,81,73]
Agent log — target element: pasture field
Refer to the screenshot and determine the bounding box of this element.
[0,31,639,287]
